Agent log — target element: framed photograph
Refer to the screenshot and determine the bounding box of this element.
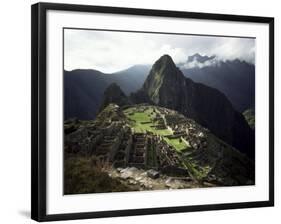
[31,2,274,222]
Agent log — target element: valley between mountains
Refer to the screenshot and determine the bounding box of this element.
[64,54,255,194]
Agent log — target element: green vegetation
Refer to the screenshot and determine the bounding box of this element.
[64,156,132,194]
[124,107,171,135]
[94,103,126,127]
[164,137,189,152]
[182,159,210,180]
[243,109,255,129]
[124,106,211,181]
[124,106,189,152]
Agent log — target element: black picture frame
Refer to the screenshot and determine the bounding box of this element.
[31,2,274,222]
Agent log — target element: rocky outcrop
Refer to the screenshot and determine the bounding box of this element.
[132,55,254,158]
[180,54,255,112]
[64,104,255,191]
[99,83,130,111]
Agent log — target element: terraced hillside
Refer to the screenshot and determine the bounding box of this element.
[64,104,254,194]
[124,106,189,151]
[124,105,254,184]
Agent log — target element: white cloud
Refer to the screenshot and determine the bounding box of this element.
[64,29,255,73]
[181,56,218,69]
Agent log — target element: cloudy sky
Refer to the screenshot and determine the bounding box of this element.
[64,29,255,73]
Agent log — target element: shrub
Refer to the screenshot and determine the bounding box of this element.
[64,156,131,194]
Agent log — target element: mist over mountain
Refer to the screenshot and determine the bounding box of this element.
[64,30,256,193]
[179,54,255,112]
[64,53,255,121]
[129,55,254,158]
[188,53,216,63]
[110,65,151,94]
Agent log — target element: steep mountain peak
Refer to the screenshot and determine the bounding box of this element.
[132,55,254,158]
[140,55,184,105]
[105,82,124,94]
[156,54,174,64]
[149,54,184,80]
[99,83,130,111]
[152,54,180,75]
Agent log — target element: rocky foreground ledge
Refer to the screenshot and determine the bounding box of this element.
[64,104,254,194]
[108,167,209,191]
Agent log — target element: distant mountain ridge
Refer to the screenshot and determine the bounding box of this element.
[64,53,254,120]
[179,54,255,112]
[102,55,254,158]
[64,65,150,120]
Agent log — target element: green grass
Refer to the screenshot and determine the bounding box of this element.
[243,109,255,129]
[124,107,171,135]
[124,106,206,182]
[181,158,210,181]
[164,137,189,152]
[124,106,188,151]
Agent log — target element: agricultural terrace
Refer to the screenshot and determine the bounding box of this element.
[123,106,188,151]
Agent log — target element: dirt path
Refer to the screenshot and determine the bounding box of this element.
[108,167,203,191]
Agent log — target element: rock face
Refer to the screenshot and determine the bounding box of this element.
[132,55,254,158]
[147,169,160,179]
[99,83,130,111]
[64,65,150,120]
[180,54,255,112]
[243,108,255,130]
[64,57,254,119]
[64,104,255,190]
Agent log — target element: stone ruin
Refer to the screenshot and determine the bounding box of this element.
[160,112,208,151]
[64,106,203,178]
[128,133,147,168]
